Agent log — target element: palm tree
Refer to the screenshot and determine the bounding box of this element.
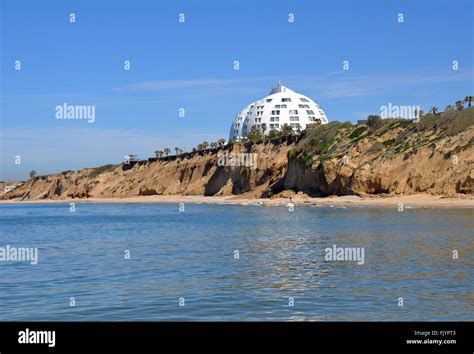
[164,148,171,157]
[465,96,473,107]
[155,150,163,158]
[218,138,226,147]
[430,107,438,116]
[29,170,37,179]
[455,100,464,111]
[210,142,217,149]
[445,105,454,112]
[261,123,267,136]
[175,147,181,155]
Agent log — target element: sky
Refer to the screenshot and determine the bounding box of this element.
[1,0,473,181]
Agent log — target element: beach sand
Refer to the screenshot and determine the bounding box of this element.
[0,194,473,209]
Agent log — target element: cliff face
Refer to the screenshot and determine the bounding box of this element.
[2,141,294,200]
[282,109,474,197]
[3,109,474,200]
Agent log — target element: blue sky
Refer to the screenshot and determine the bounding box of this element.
[1,0,473,180]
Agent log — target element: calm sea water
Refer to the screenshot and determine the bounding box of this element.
[0,203,472,321]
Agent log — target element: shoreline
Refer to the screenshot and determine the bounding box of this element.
[0,194,473,209]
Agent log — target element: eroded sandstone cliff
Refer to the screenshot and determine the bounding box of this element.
[3,109,473,200]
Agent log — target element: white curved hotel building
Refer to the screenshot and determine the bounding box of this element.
[229,83,329,141]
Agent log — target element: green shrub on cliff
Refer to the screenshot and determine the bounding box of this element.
[268,130,284,140]
[383,138,396,147]
[298,151,313,165]
[368,142,384,154]
[441,107,474,136]
[415,107,473,136]
[367,115,382,133]
[349,125,368,140]
[89,164,118,178]
[246,126,263,143]
[300,121,351,156]
[287,149,297,158]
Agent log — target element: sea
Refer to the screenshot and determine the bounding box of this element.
[0,203,472,321]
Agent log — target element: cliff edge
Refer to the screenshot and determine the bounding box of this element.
[3,108,473,200]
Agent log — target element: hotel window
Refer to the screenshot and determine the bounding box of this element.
[269,124,275,129]
[270,116,280,122]
[281,104,287,108]
[281,98,291,102]
[266,99,272,102]
[300,98,309,102]
[275,124,279,128]
[271,110,280,115]
[306,110,315,115]
[308,116,315,121]
[289,110,298,114]
[298,104,310,108]
[289,116,299,122]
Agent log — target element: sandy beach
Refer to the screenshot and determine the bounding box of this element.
[1,194,473,209]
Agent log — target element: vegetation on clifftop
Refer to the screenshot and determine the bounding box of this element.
[89,164,119,179]
[3,99,473,200]
[291,107,474,166]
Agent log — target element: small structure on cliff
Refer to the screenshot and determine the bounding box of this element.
[229,83,329,141]
[4,183,23,194]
